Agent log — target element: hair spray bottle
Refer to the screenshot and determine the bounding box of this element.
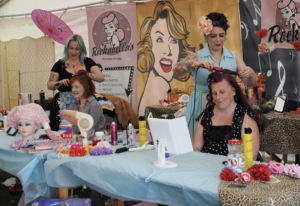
[110,122,118,145]
[243,127,253,168]
[127,123,134,148]
[40,90,45,110]
[139,116,147,147]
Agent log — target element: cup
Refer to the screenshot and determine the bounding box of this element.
[95,131,104,141]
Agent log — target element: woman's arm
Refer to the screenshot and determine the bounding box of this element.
[47,72,60,90]
[88,65,105,82]
[241,114,260,160]
[236,53,258,87]
[192,116,205,152]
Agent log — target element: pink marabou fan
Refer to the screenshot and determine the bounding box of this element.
[31,9,73,45]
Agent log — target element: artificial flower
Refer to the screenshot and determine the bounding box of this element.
[95,140,111,149]
[219,168,237,181]
[256,29,268,38]
[294,42,300,52]
[258,42,267,54]
[70,144,84,150]
[89,147,113,156]
[222,166,239,178]
[69,147,85,157]
[197,16,213,36]
[247,162,271,181]
[84,145,94,153]
[10,139,28,150]
[266,41,275,53]
[284,163,300,177]
[258,73,266,83]
[235,173,253,184]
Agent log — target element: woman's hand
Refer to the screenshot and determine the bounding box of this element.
[198,60,216,72]
[59,78,70,86]
[238,66,253,79]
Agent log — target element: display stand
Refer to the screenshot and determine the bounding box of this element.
[154,139,177,168]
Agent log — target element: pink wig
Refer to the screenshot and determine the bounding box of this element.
[7,103,49,131]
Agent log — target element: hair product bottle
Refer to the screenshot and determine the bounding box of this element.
[127,123,134,148]
[243,127,253,168]
[40,90,45,110]
[110,122,118,145]
[139,116,147,147]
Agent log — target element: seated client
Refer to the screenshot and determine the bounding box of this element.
[192,69,264,161]
[63,70,104,134]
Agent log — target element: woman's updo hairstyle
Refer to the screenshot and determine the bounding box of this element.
[207,12,230,32]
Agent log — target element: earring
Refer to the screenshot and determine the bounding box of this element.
[204,39,208,43]
[225,37,227,42]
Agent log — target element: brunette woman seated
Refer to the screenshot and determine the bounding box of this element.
[192,70,264,161]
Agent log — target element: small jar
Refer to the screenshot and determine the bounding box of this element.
[227,139,245,170]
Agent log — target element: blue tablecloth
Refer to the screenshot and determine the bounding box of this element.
[45,145,227,206]
[0,130,57,204]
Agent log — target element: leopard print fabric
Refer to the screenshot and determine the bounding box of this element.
[260,111,300,154]
[219,174,300,206]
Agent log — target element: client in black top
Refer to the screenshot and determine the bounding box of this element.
[47,34,104,130]
[192,69,264,161]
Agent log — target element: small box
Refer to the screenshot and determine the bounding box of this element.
[59,123,74,139]
[168,93,185,101]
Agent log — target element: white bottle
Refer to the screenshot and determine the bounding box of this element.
[127,123,134,148]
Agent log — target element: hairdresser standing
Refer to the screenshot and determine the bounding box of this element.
[173,13,257,140]
[47,34,104,130]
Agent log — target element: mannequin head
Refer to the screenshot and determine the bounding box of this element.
[17,118,38,141]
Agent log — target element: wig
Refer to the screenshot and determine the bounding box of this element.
[202,70,264,132]
[137,1,195,82]
[61,34,87,65]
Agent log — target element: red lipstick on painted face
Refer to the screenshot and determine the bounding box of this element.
[160,58,173,73]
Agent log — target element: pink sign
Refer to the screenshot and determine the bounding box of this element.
[86,5,137,111]
[261,0,300,48]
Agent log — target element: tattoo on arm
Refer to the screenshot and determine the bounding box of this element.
[89,73,99,78]
[49,74,56,82]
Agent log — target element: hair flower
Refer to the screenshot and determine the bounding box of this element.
[247,162,271,181]
[267,161,284,175]
[9,139,28,150]
[258,42,267,54]
[197,16,213,36]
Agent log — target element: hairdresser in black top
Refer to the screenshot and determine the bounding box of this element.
[192,69,264,161]
[47,34,104,130]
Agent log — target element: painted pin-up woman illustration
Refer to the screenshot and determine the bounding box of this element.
[101,13,125,48]
[277,0,300,30]
[137,1,195,116]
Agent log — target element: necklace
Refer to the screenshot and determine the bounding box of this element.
[66,60,80,68]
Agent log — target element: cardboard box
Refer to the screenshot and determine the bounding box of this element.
[168,93,185,101]
[59,123,74,139]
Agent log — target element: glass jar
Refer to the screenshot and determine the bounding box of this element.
[227,139,245,170]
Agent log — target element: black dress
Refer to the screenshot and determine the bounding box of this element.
[198,104,263,162]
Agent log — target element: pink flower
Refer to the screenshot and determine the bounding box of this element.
[271,166,279,174]
[95,141,111,149]
[197,16,213,36]
[277,166,284,175]
[267,161,276,170]
[275,163,282,167]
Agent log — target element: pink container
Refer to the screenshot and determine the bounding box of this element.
[110,122,118,145]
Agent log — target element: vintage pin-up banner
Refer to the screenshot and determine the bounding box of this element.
[86,4,137,110]
[239,0,300,101]
[136,0,242,116]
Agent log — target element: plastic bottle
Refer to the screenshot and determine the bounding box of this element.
[139,116,147,147]
[227,139,245,170]
[110,122,118,145]
[40,90,45,110]
[243,127,253,168]
[127,123,134,148]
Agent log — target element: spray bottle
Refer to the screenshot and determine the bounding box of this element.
[139,116,147,147]
[127,123,134,148]
[110,122,118,145]
[243,127,253,168]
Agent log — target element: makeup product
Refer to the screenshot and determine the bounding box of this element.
[139,116,147,147]
[95,131,104,141]
[243,128,253,168]
[40,90,45,110]
[110,122,118,145]
[127,123,134,148]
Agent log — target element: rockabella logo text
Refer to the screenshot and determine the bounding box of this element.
[268,23,300,43]
[92,11,134,56]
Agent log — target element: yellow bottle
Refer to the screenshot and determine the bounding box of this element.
[243,128,253,168]
[139,116,147,147]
